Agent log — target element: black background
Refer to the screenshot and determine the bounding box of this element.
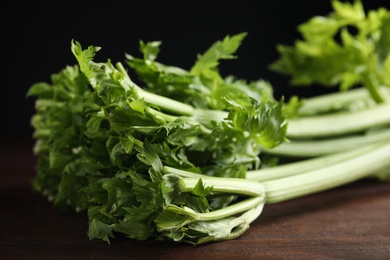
[2,1,388,140]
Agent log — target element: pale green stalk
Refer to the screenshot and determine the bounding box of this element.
[166,142,390,205]
[164,196,264,221]
[179,177,265,197]
[262,128,390,157]
[189,202,265,244]
[247,144,377,181]
[262,142,390,203]
[362,73,386,104]
[286,103,390,138]
[297,86,390,116]
[157,197,266,244]
[118,61,227,124]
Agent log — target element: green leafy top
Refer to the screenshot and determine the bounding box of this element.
[27,34,287,244]
[270,0,390,103]
[125,32,276,111]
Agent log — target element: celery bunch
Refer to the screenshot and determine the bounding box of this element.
[27,0,389,245]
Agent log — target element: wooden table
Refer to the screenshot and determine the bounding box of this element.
[1,138,389,259]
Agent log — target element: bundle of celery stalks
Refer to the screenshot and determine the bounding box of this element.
[27,0,390,245]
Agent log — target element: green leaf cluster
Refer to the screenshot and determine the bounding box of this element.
[27,34,286,244]
[270,0,390,103]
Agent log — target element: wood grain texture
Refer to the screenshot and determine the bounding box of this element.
[1,139,389,259]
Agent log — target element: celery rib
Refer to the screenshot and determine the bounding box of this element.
[262,142,390,204]
[180,177,265,197]
[298,86,390,116]
[247,144,376,181]
[286,103,390,138]
[262,128,390,157]
[168,196,265,221]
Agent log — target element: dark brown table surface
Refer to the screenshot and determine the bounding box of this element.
[1,138,389,260]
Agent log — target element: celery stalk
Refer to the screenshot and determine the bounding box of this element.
[262,142,390,203]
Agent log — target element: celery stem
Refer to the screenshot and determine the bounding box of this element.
[174,196,265,221]
[363,73,385,104]
[262,142,390,204]
[181,177,265,197]
[247,144,376,181]
[287,103,390,138]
